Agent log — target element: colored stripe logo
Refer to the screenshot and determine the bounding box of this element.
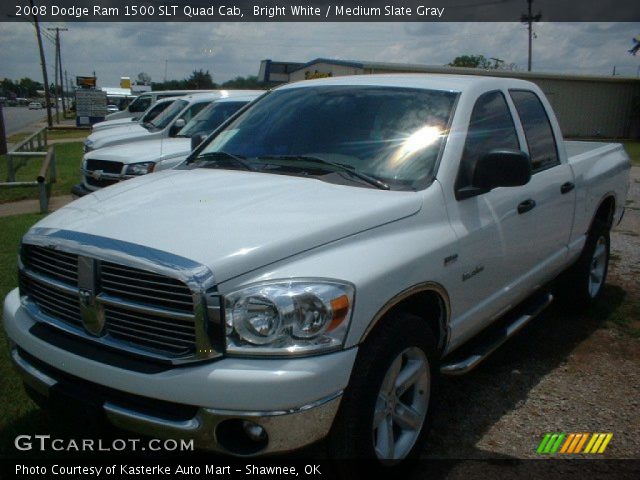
[537,433,612,454]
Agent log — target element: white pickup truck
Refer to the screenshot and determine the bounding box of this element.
[74,93,262,196]
[82,91,259,153]
[90,97,178,133]
[3,75,630,462]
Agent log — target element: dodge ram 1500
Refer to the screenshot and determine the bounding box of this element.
[3,74,630,462]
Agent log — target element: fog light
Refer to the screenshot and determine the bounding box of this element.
[242,421,267,442]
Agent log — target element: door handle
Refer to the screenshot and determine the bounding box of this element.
[561,182,575,194]
[517,199,536,214]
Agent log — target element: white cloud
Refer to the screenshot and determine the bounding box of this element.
[1,21,638,86]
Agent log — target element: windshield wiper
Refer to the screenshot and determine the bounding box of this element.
[191,151,254,171]
[256,155,390,190]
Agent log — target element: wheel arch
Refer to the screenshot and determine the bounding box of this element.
[590,193,616,232]
[360,282,450,355]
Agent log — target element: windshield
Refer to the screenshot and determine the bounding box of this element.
[141,100,174,123]
[196,86,457,189]
[148,99,188,129]
[178,101,248,137]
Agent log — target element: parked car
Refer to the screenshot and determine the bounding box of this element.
[27,102,42,110]
[4,75,630,463]
[91,97,178,133]
[104,90,215,121]
[73,93,262,195]
[106,104,119,113]
[83,91,259,153]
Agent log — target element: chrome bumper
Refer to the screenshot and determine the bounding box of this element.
[10,347,342,455]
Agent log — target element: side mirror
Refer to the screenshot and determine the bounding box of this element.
[170,118,186,136]
[457,150,531,200]
[191,133,207,151]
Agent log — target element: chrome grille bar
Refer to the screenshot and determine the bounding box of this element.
[18,238,220,364]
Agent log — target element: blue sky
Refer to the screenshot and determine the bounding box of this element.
[1,22,638,87]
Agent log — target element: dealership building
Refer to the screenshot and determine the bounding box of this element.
[258,58,640,139]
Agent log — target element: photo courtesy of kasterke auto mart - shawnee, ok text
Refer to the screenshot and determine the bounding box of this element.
[0,0,639,478]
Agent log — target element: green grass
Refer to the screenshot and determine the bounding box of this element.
[590,285,640,338]
[46,129,89,141]
[621,141,640,166]
[8,129,88,144]
[6,133,29,144]
[0,213,48,455]
[0,142,83,204]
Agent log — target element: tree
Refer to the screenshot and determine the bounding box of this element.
[219,75,265,89]
[448,55,493,69]
[136,72,151,85]
[185,69,216,89]
[448,55,518,71]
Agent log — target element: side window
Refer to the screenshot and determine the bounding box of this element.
[179,102,208,123]
[509,90,559,173]
[456,91,520,190]
[129,96,151,113]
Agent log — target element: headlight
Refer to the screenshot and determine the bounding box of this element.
[224,280,354,356]
[123,162,155,176]
[83,140,94,153]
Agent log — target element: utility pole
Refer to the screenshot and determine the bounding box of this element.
[65,70,70,106]
[521,0,541,72]
[0,104,7,155]
[30,0,52,127]
[47,27,68,122]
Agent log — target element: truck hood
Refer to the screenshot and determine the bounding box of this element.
[84,138,191,164]
[92,118,136,132]
[87,124,151,149]
[33,169,423,283]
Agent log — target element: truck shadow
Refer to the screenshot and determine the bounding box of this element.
[422,284,627,460]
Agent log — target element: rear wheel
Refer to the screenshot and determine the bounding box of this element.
[328,312,438,462]
[559,220,610,308]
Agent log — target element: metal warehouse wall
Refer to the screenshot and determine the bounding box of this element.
[533,78,640,139]
[282,60,640,139]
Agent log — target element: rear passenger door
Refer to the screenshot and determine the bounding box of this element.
[508,89,575,280]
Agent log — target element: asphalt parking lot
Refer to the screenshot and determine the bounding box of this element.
[1,106,46,136]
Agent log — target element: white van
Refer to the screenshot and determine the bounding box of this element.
[104,90,211,121]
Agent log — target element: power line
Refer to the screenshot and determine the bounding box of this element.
[47,27,68,121]
[521,0,541,72]
[29,0,52,127]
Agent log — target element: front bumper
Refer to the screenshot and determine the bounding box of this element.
[71,182,92,197]
[4,288,356,454]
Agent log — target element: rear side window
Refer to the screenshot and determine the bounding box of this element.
[509,90,559,173]
[129,95,151,113]
[456,91,520,190]
[179,102,208,123]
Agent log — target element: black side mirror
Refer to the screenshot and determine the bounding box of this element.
[169,118,186,137]
[191,133,207,151]
[457,150,531,200]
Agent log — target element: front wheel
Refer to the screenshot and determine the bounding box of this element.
[327,312,438,462]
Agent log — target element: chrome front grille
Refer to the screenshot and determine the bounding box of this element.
[22,245,78,285]
[18,243,215,362]
[20,273,82,328]
[85,159,123,174]
[104,305,196,356]
[101,262,194,313]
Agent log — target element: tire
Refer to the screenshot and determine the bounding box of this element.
[327,312,438,463]
[559,220,610,308]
